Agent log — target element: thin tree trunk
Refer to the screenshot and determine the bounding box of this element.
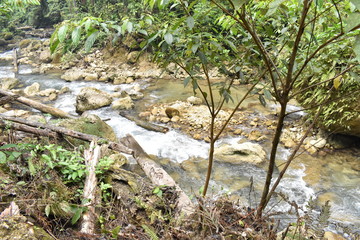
[13,48,18,74]
[120,134,195,216]
[0,89,75,119]
[0,114,133,154]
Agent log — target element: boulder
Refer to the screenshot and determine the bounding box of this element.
[0,77,19,90]
[83,72,98,81]
[57,114,117,146]
[37,88,58,97]
[127,51,140,64]
[24,82,40,96]
[111,96,134,110]
[214,142,267,165]
[75,87,113,113]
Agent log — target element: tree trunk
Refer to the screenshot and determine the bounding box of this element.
[119,112,169,133]
[0,114,133,155]
[120,134,194,216]
[0,89,75,119]
[0,95,19,106]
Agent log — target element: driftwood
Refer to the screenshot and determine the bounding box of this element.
[80,141,101,235]
[0,114,133,155]
[120,112,169,133]
[120,134,194,216]
[0,89,75,119]
[0,95,19,106]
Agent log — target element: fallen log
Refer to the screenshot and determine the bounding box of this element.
[0,119,59,139]
[120,134,194,216]
[120,112,169,133]
[0,95,19,106]
[0,114,133,155]
[0,89,75,119]
[80,141,101,235]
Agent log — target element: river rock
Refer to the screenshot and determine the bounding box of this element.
[165,107,180,118]
[127,51,139,64]
[187,96,203,105]
[37,88,58,97]
[83,72,98,81]
[111,96,134,110]
[323,231,346,240]
[24,82,40,96]
[61,68,85,81]
[19,39,32,48]
[75,87,113,113]
[113,75,127,85]
[0,77,19,90]
[39,49,51,63]
[214,142,267,165]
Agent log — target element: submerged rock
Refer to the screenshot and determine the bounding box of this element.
[214,142,267,165]
[75,87,113,113]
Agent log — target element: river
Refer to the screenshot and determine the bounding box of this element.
[1,50,359,238]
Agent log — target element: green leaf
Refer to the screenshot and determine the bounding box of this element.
[264,89,272,100]
[191,43,200,53]
[197,51,207,64]
[84,18,92,32]
[58,25,68,43]
[259,95,266,107]
[50,39,60,54]
[354,35,360,62]
[71,26,82,46]
[45,205,51,217]
[126,21,133,33]
[0,144,18,149]
[71,207,83,225]
[231,0,248,10]
[138,29,148,36]
[186,16,195,30]
[84,31,99,52]
[28,158,36,176]
[266,0,286,17]
[184,76,191,87]
[0,152,6,163]
[164,33,173,45]
[351,0,360,9]
[345,12,360,32]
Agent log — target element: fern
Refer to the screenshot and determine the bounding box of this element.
[141,224,159,240]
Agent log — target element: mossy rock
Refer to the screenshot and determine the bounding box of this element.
[57,114,117,146]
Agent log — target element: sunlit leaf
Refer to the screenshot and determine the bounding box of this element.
[71,26,81,46]
[350,0,360,9]
[345,12,360,32]
[58,25,68,43]
[333,76,342,89]
[186,16,195,30]
[126,21,133,33]
[231,0,248,10]
[164,33,173,45]
[28,158,36,176]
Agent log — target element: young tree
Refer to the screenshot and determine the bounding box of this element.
[143,0,360,218]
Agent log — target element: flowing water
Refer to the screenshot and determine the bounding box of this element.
[1,51,359,237]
